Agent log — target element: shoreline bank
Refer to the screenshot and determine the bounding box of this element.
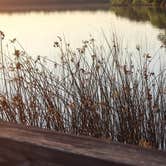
[110,2,166,8]
[0,3,110,13]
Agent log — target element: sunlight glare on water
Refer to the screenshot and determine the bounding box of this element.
[0,10,165,60]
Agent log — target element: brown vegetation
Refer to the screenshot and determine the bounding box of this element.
[0,31,165,150]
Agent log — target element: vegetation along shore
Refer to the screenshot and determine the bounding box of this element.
[110,0,166,7]
[0,31,165,150]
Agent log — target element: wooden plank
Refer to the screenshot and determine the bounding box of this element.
[0,122,165,166]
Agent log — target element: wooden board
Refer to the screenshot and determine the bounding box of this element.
[0,122,165,166]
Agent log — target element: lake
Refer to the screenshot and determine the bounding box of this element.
[0,7,166,62]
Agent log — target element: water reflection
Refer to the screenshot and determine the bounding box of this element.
[111,7,166,46]
[0,6,165,59]
[111,7,166,29]
[158,31,166,46]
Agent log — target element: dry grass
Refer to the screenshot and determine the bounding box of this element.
[0,31,165,150]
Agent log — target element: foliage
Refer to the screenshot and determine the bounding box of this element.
[0,32,165,150]
[110,0,166,6]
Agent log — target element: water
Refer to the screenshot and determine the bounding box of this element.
[0,7,165,60]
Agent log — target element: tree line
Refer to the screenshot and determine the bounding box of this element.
[110,0,166,6]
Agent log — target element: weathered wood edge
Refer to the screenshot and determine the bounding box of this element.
[0,122,165,166]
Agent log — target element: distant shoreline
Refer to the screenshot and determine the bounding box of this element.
[109,0,166,7]
[0,3,110,13]
[110,4,166,7]
[0,2,165,13]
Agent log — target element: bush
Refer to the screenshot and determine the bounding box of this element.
[0,31,165,150]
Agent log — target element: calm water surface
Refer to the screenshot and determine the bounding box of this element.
[0,7,165,61]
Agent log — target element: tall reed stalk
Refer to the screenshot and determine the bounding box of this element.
[0,32,165,150]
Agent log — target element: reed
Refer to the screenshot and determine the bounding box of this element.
[0,31,165,150]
